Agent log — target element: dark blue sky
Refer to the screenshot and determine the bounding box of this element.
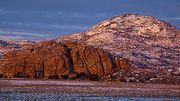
[0,0,179,40]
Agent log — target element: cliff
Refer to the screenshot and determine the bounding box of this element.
[0,40,130,81]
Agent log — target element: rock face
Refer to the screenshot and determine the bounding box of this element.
[0,40,129,80]
[59,14,180,69]
[0,14,179,83]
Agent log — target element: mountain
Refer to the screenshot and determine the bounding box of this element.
[58,14,180,69]
[0,14,179,83]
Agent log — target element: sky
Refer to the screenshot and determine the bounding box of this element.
[0,0,180,40]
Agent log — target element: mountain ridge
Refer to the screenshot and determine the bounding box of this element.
[58,14,180,69]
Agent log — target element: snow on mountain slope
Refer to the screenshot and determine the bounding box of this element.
[58,14,180,68]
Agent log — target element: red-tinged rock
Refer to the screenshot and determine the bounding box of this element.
[0,40,127,80]
[68,73,77,79]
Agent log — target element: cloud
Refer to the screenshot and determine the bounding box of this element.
[0,30,51,40]
[47,11,63,17]
[0,22,90,40]
[172,17,180,20]
[51,24,89,30]
[46,11,113,19]
[163,17,180,21]
[0,10,21,15]
[1,22,32,26]
[0,22,90,31]
[0,9,51,16]
[0,29,3,33]
[0,9,113,22]
[71,12,111,18]
[1,31,50,37]
[0,35,27,40]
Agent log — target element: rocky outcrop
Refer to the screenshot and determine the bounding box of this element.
[0,40,129,80]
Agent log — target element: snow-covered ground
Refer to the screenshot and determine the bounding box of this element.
[0,79,179,100]
[0,92,179,101]
[1,79,97,86]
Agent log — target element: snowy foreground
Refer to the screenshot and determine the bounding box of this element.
[0,79,179,101]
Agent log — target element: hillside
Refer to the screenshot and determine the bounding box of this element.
[59,14,180,69]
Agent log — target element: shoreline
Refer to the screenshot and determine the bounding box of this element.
[0,79,179,98]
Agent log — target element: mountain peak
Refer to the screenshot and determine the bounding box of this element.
[86,13,177,38]
[59,14,180,69]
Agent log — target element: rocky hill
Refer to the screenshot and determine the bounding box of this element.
[0,14,179,83]
[59,14,180,69]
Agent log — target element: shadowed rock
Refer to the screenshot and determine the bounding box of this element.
[0,40,128,80]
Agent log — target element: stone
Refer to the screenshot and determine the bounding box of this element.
[0,40,8,47]
[150,78,156,81]
[0,40,128,80]
[167,69,173,72]
[68,73,77,79]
